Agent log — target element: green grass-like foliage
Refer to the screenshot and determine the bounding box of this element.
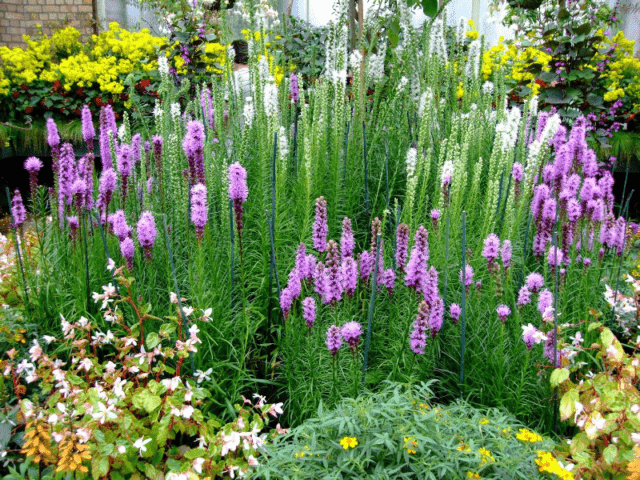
[256,381,560,480]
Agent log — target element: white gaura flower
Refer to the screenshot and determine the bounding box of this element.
[117,445,126,454]
[200,308,213,322]
[91,402,117,424]
[195,368,212,384]
[181,405,194,419]
[133,436,152,456]
[221,431,241,457]
[193,457,205,474]
[78,358,93,371]
[161,376,182,392]
[182,306,194,317]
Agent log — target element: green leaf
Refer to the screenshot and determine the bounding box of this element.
[559,389,579,421]
[132,390,162,413]
[93,429,106,444]
[550,368,570,388]
[587,93,604,107]
[91,455,109,480]
[421,0,438,17]
[0,422,11,449]
[146,332,160,349]
[601,329,615,348]
[543,88,574,105]
[184,447,207,460]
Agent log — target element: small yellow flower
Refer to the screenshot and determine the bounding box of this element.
[339,436,358,450]
[516,428,542,443]
[478,418,489,425]
[467,472,481,479]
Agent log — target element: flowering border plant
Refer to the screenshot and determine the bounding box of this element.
[1,264,284,478]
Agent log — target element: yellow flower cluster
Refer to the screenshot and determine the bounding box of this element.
[457,442,471,453]
[516,428,543,443]
[294,445,312,458]
[339,436,358,450]
[51,26,82,57]
[456,82,464,99]
[482,38,507,80]
[403,436,418,454]
[466,20,479,40]
[0,35,53,84]
[92,22,165,66]
[467,471,481,479]
[478,447,495,466]
[0,68,9,96]
[594,30,640,109]
[535,451,574,480]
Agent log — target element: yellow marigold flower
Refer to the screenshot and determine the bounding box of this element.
[516,428,542,443]
[467,472,481,479]
[339,436,358,450]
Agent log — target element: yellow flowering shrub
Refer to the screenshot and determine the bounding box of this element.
[0,35,53,84]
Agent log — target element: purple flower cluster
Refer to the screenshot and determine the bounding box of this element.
[108,210,132,242]
[81,105,95,152]
[341,321,363,351]
[459,265,473,292]
[24,156,43,196]
[395,223,410,272]
[302,297,316,328]
[341,217,354,258]
[99,105,117,170]
[10,190,26,229]
[496,304,511,323]
[136,211,157,259]
[97,169,117,219]
[405,226,429,291]
[290,73,299,103]
[183,121,206,185]
[482,233,500,268]
[410,301,430,354]
[47,118,61,170]
[326,325,342,356]
[323,240,343,304]
[449,303,461,324]
[120,237,134,271]
[190,183,208,240]
[116,144,132,200]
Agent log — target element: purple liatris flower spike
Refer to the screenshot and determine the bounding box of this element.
[459,265,473,291]
[538,288,554,317]
[295,243,311,282]
[517,286,531,307]
[108,210,132,242]
[381,268,395,295]
[290,73,299,103]
[482,233,500,268]
[395,223,410,272]
[57,143,77,225]
[501,240,512,270]
[531,184,549,222]
[314,262,327,298]
[71,178,86,212]
[323,240,343,304]
[313,196,328,252]
[147,177,153,195]
[228,162,248,202]
[522,324,537,350]
[525,272,544,294]
[543,329,562,367]
[152,134,163,165]
[24,156,43,196]
[421,266,439,307]
[136,211,157,259]
[428,297,444,337]
[302,297,316,328]
[279,286,295,319]
[190,183,208,240]
[131,133,142,165]
[410,301,430,354]
[120,237,134,271]
[286,268,301,302]
[496,304,511,323]
[342,257,358,297]
[449,303,461,324]
[341,217,355,258]
[99,105,117,170]
[405,225,429,290]
[547,246,563,272]
[46,118,61,168]
[81,105,95,152]
[359,250,372,283]
[67,215,79,240]
[341,321,363,351]
[117,144,132,200]
[430,209,440,231]
[10,190,26,229]
[183,121,205,184]
[326,325,342,356]
[97,169,117,217]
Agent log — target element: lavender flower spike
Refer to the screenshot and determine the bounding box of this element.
[405,225,429,290]
[410,301,430,354]
[190,183,208,240]
[525,272,544,294]
[24,157,43,196]
[341,321,363,351]
[496,305,511,323]
[10,190,26,229]
[81,105,95,152]
[449,303,461,324]
[120,237,134,271]
[228,162,248,202]
[313,196,328,252]
[501,240,512,270]
[341,217,355,258]
[482,233,500,268]
[183,120,206,184]
[136,211,157,259]
[302,297,316,328]
[459,265,473,292]
[395,223,410,272]
[326,325,342,356]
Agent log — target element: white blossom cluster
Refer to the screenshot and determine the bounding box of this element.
[495,105,521,153]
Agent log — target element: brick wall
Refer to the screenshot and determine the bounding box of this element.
[0,0,95,48]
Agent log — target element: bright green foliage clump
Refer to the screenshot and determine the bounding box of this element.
[257,381,562,480]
